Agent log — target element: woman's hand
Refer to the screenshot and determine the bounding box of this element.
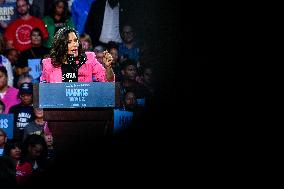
[102,50,113,68]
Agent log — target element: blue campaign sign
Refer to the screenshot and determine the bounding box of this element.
[0,114,14,139]
[113,109,133,133]
[0,1,18,33]
[39,82,115,108]
[28,59,42,80]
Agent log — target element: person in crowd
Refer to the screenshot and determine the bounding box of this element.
[0,55,13,86]
[93,45,105,64]
[120,59,149,106]
[71,0,95,35]
[23,108,46,141]
[0,34,14,86]
[121,59,137,82]
[3,0,48,52]
[3,139,33,184]
[43,124,55,166]
[16,28,50,84]
[22,134,48,174]
[0,99,5,113]
[0,128,7,155]
[43,0,74,48]
[85,0,131,46]
[123,90,137,111]
[3,48,20,87]
[41,27,115,83]
[16,73,33,89]
[4,48,19,68]
[136,64,155,97]
[107,41,122,81]
[9,82,35,142]
[80,33,93,51]
[0,66,20,113]
[118,24,140,64]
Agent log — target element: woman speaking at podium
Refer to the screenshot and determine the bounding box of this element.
[40,27,114,83]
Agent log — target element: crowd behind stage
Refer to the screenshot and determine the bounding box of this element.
[0,0,159,186]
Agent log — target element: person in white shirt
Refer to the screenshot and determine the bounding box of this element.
[85,0,131,46]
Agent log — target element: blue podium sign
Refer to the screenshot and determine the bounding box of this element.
[39,82,115,108]
[0,114,14,139]
[28,59,42,80]
[113,109,133,133]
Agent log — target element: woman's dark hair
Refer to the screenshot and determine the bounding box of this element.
[0,66,8,77]
[3,139,25,166]
[21,134,48,172]
[3,139,22,157]
[48,0,70,20]
[22,134,47,159]
[50,27,86,67]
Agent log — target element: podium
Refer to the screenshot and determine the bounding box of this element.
[33,82,121,152]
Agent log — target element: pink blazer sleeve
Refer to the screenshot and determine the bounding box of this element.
[40,58,51,83]
[86,52,115,82]
[85,52,107,82]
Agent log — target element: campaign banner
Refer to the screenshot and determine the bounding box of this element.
[0,1,18,33]
[113,109,133,133]
[0,114,14,139]
[28,58,42,81]
[38,82,115,108]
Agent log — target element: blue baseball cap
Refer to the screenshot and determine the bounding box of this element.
[19,82,33,95]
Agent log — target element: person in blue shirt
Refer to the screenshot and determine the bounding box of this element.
[118,24,140,64]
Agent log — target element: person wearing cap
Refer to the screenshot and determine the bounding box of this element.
[40,27,115,83]
[9,82,35,142]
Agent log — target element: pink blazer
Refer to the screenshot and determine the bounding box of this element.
[1,87,21,114]
[40,52,112,83]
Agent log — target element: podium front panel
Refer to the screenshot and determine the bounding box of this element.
[38,82,115,108]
